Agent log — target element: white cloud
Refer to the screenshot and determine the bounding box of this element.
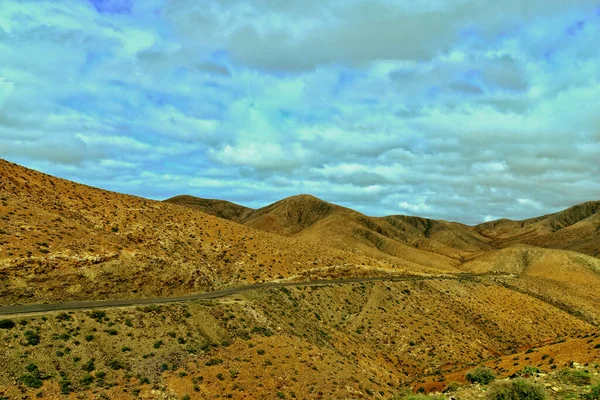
[1,0,600,223]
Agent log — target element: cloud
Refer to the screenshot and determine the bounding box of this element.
[1,0,600,224]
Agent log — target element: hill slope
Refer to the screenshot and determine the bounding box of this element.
[476,201,600,256]
[0,159,424,305]
[165,195,494,270]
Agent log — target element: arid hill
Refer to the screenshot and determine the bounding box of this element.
[1,159,600,399]
[167,194,600,262]
[476,201,600,256]
[0,159,417,305]
[166,194,494,271]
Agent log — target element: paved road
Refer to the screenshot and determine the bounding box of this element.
[0,273,486,316]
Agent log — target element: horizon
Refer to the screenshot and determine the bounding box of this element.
[1,0,600,224]
[3,157,595,226]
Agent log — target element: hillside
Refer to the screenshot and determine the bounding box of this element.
[476,201,600,256]
[0,159,417,305]
[165,194,494,270]
[2,159,600,399]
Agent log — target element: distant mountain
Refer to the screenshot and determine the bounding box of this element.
[476,201,600,257]
[167,194,600,259]
[166,194,493,270]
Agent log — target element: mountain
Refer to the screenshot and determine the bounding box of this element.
[2,158,600,399]
[0,159,410,305]
[476,201,600,256]
[165,194,494,271]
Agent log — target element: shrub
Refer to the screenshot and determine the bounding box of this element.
[24,330,40,346]
[557,369,591,385]
[443,381,461,393]
[466,366,495,385]
[89,310,106,322]
[19,373,43,388]
[80,374,94,386]
[55,312,72,322]
[59,378,72,394]
[205,359,223,366]
[583,384,600,400]
[0,319,15,329]
[153,340,163,349]
[82,359,95,372]
[518,366,540,377]
[487,379,546,400]
[85,334,94,342]
[108,359,124,370]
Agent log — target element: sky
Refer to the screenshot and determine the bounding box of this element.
[1,0,599,224]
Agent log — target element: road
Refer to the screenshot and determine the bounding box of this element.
[0,273,486,316]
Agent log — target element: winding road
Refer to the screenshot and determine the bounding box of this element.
[0,273,487,316]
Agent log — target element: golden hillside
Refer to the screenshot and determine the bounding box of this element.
[166,194,495,271]
[1,159,600,399]
[0,159,422,305]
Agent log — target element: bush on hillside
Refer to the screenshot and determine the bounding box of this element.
[0,319,15,329]
[487,379,547,400]
[583,384,600,400]
[466,366,496,385]
[557,369,591,385]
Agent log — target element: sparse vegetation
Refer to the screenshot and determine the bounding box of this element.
[557,369,591,385]
[466,366,496,385]
[486,379,546,400]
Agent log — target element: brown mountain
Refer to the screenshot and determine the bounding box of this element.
[2,158,600,399]
[477,201,600,256]
[0,159,412,305]
[165,194,495,272]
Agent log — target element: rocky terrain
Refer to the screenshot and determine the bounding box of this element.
[1,158,599,399]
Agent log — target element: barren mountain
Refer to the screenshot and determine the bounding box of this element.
[1,159,600,399]
[166,194,494,271]
[477,201,600,256]
[0,159,415,305]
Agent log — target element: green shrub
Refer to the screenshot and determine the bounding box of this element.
[518,366,540,377]
[486,379,546,400]
[557,369,591,385]
[55,312,72,322]
[0,319,15,329]
[205,358,223,366]
[443,381,460,393]
[108,359,124,370]
[583,384,600,400]
[82,359,95,372]
[153,340,163,349]
[59,378,72,394]
[466,366,495,385]
[24,330,40,346]
[80,374,94,386]
[19,373,43,388]
[88,310,106,322]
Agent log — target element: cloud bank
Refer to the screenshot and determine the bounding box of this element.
[1,0,599,224]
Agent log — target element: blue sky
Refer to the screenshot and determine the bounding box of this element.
[1,0,599,224]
